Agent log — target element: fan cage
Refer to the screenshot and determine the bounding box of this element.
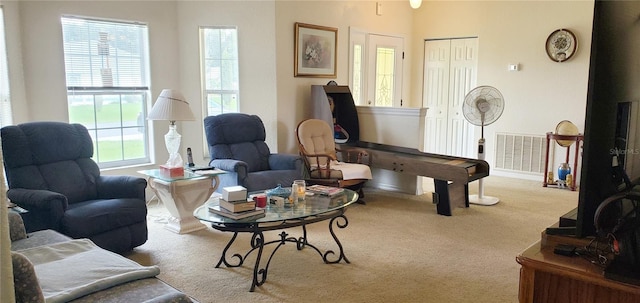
[462,86,504,126]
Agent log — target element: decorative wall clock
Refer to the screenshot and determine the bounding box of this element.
[546,29,577,62]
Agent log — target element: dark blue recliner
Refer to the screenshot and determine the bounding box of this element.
[1,121,148,254]
[204,113,304,193]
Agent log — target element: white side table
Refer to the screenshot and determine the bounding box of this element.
[138,169,225,234]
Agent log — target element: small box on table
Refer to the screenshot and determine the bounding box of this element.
[222,186,247,202]
[159,165,184,178]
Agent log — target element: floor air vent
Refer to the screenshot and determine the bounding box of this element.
[495,133,546,174]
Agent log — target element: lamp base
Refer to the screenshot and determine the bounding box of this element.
[160,165,184,178]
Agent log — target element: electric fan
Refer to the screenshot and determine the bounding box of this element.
[462,85,505,205]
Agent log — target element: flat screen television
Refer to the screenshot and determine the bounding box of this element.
[574,0,640,237]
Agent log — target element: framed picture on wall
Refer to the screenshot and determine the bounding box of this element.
[294,22,337,78]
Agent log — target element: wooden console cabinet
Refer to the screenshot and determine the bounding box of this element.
[516,236,640,303]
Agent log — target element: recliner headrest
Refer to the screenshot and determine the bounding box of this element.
[1,122,94,168]
[204,113,266,146]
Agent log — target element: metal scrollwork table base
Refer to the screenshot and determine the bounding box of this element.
[193,189,358,291]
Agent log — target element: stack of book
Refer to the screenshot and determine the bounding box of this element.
[220,198,256,212]
[208,198,265,220]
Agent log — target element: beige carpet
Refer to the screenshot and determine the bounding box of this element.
[126,176,578,303]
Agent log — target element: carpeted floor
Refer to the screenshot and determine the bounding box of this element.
[126,176,578,303]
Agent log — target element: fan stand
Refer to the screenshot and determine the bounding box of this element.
[469,119,500,206]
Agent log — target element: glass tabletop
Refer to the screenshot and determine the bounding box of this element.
[194,188,359,225]
[137,168,225,182]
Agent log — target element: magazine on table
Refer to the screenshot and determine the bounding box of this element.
[306,184,344,196]
[193,168,226,175]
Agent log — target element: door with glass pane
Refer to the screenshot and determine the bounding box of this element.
[349,30,403,107]
[366,34,403,107]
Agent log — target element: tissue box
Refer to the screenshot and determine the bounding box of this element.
[222,186,247,202]
[160,165,184,178]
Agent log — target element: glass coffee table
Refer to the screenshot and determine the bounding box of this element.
[193,188,359,291]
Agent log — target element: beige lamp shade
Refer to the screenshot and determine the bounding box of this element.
[148,89,195,122]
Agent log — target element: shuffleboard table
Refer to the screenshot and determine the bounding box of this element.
[341,141,490,216]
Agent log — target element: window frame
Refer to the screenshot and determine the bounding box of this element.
[0,6,12,128]
[199,26,240,117]
[61,15,151,169]
[199,26,240,157]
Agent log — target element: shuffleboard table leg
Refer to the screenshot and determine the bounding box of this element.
[433,179,452,216]
[464,184,470,207]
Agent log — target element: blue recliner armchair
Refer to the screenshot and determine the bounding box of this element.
[204,113,304,192]
[1,121,148,254]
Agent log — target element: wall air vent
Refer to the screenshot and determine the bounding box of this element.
[495,133,546,174]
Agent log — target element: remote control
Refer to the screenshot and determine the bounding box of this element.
[187,147,195,167]
[554,244,577,257]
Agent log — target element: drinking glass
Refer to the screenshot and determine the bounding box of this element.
[293,180,306,201]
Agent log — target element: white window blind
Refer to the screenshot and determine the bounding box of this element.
[61,16,148,88]
[61,16,150,168]
[0,7,13,127]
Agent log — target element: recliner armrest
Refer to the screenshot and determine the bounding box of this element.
[97,175,147,200]
[7,188,68,213]
[268,153,303,171]
[211,159,248,179]
[7,188,67,231]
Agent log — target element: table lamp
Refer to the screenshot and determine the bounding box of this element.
[148,89,195,175]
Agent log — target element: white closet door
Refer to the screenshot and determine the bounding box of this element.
[447,38,477,157]
[423,40,451,154]
[423,38,478,157]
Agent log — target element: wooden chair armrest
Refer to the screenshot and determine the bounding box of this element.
[304,153,336,179]
[306,153,336,163]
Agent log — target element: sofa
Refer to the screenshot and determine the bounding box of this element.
[9,211,195,303]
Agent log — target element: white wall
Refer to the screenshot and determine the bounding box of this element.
[410,1,594,179]
[274,1,415,153]
[176,1,277,164]
[13,1,181,120]
[3,0,596,181]
[7,0,181,174]
[2,1,27,124]
[5,0,278,173]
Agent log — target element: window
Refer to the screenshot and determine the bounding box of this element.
[0,7,12,127]
[199,27,239,116]
[349,28,403,107]
[61,16,150,168]
[349,31,365,105]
